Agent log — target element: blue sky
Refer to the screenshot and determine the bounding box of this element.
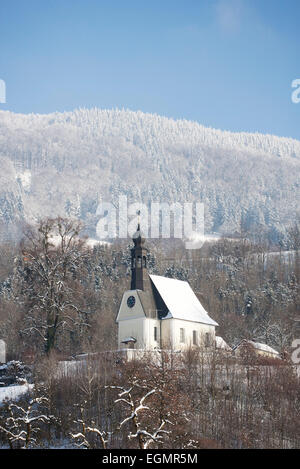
[0,0,299,139]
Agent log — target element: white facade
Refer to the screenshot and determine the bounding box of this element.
[117,290,161,349]
[160,318,216,350]
[116,276,218,352]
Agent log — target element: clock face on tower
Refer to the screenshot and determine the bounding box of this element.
[127,295,136,308]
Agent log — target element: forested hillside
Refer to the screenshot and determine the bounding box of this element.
[0,108,299,243]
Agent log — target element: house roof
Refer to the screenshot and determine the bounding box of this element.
[215,336,232,351]
[149,274,218,326]
[121,337,137,343]
[249,340,279,355]
[136,289,158,318]
[234,339,279,356]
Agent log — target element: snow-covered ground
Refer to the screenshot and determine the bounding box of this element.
[0,383,33,405]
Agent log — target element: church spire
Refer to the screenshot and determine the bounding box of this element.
[130,219,149,291]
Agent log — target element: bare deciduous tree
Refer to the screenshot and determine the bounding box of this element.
[15,217,91,355]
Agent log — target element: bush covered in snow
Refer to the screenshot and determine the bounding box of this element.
[0,361,32,387]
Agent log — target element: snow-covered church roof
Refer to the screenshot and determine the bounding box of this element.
[149,275,218,326]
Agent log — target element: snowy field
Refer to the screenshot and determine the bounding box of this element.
[0,384,33,405]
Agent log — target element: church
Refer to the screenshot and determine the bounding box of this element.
[116,224,218,352]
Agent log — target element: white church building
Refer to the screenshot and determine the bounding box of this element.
[116,225,218,351]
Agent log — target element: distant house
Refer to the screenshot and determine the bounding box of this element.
[234,339,280,359]
[215,336,232,352]
[116,225,219,352]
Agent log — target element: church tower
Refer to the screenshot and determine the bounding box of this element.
[130,223,150,291]
[116,223,160,350]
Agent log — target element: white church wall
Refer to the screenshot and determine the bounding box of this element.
[161,319,172,348]
[119,317,160,349]
[118,317,161,350]
[118,317,145,349]
[118,315,217,351]
[162,318,216,350]
[143,318,161,349]
[116,290,145,322]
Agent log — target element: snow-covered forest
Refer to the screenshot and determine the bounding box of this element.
[0,216,299,448]
[0,107,299,448]
[0,350,299,449]
[0,108,299,243]
[0,217,298,360]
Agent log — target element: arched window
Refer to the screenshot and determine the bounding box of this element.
[137,256,142,268]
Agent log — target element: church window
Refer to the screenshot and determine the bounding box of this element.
[154,326,158,342]
[205,332,212,347]
[180,328,185,343]
[137,256,142,268]
[193,330,197,345]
